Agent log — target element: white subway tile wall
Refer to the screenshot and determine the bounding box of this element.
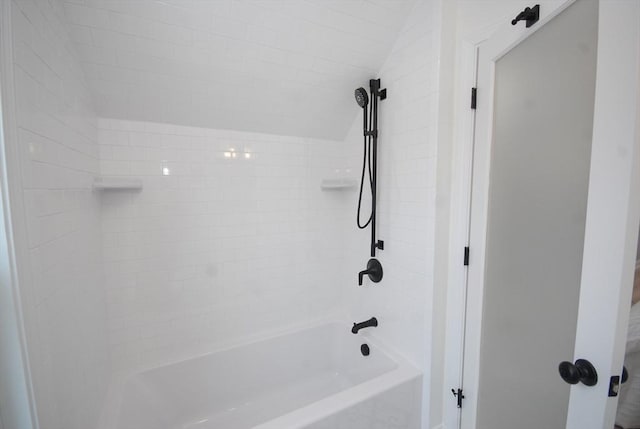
[62,0,417,140]
[98,119,351,374]
[343,0,440,370]
[9,0,110,428]
[6,0,443,425]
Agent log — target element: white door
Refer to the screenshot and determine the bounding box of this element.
[461,1,640,428]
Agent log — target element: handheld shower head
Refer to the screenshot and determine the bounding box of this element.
[354,87,369,108]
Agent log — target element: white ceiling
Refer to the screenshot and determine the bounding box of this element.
[62,0,416,140]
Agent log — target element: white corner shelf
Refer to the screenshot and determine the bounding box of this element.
[93,177,143,191]
[320,178,358,191]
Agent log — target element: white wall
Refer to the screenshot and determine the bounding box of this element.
[341,0,443,426]
[7,0,110,428]
[61,0,416,140]
[97,118,350,374]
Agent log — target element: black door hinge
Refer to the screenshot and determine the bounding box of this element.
[464,247,470,266]
[470,87,477,109]
[452,388,465,408]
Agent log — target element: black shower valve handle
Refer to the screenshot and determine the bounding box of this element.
[358,258,383,286]
[358,270,367,286]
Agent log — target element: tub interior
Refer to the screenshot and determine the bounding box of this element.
[116,323,398,429]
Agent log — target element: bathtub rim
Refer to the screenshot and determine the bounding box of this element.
[252,362,421,429]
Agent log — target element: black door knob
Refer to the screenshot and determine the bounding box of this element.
[558,359,598,386]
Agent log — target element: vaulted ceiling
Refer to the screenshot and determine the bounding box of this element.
[62,0,416,140]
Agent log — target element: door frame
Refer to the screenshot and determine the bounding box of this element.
[0,0,39,428]
[443,1,640,428]
[443,2,572,428]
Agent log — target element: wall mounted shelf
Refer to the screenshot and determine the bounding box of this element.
[320,178,358,190]
[93,177,143,191]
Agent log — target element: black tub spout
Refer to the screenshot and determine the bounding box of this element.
[351,317,378,334]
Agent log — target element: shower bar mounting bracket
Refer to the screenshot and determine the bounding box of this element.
[369,79,387,100]
[372,240,384,254]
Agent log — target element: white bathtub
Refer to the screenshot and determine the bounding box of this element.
[109,322,422,429]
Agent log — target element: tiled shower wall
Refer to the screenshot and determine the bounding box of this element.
[342,0,440,405]
[98,119,350,374]
[9,0,109,428]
